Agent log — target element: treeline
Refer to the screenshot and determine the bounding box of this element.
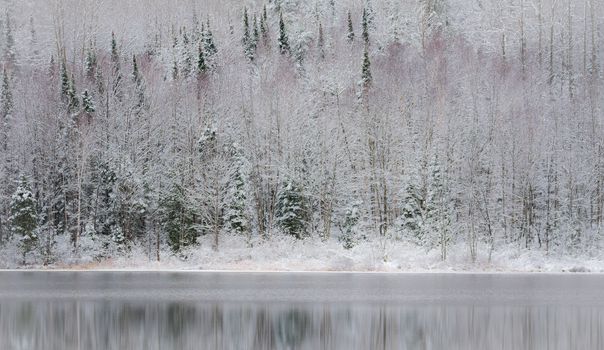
[0,0,602,265]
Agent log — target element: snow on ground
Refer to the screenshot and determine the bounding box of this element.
[3,234,603,273]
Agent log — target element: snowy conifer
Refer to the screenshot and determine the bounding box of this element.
[224,143,251,238]
[276,179,308,239]
[347,11,355,43]
[160,181,197,253]
[82,90,95,113]
[278,12,290,55]
[9,176,38,264]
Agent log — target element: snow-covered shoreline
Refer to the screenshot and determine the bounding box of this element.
[3,235,603,273]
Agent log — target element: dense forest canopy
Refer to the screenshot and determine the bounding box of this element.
[0,0,603,266]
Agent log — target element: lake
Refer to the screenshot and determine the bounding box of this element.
[0,272,603,349]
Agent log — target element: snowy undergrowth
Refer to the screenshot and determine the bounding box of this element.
[3,235,603,273]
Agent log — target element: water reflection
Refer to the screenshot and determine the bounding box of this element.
[1,301,602,350]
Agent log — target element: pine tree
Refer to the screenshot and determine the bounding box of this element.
[85,42,97,81]
[317,22,325,60]
[0,68,12,155]
[242,7,251,58]
[160,181,197,253]
[399,180,424,243]
[260,5,269,44]
[4,12,15,64]
[82,90,95,113]
[203,19,218,65]
[362,8,370,47]
[60,62,71,101]
[68,74,79,113]
[278,12,290,55]
[110,32,123,95]
[9,176,38,264]
[339,201,361,249]
[347,11,355,43]
[180,30,192,77]
[197,44,208,75]
[224,144,250,238]
[361,47,372,89]
[132,55,145,110]
[276,179,308,239]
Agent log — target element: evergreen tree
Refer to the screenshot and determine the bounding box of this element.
[82,90,95,113]
[85,42,97,81]
[276,179,308,239]
[317,22,325,60]
[224,143,250,238]
[361,47,372,89]
[9,176,38,264]
[362,8,370,47]
[0,69,12,151]
[4,12,15,64]
[60,62,71,101]
[278,12,290,55]
[399,180,424,243]
[339,201,361,249]
[242,7,251,57]
[179,30,193,78]
[132,55,145,111]
[68,74,79,113]
[347,11,355,43]
[260,5,269,44]
[197,44,208,75]
[110,32,123,96]
[160,181,197,253]
[203,20,218,65]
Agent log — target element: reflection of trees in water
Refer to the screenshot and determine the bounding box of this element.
[276,309,311,348]
[0,303,603,349]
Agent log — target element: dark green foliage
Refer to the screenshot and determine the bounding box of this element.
[197,44,208,75]
[362,8,370,46]
[347,11,355,43]
[160,182,197,253]
[361,47,372,89]
[10,176,38,262]
[276,179,308,239]
[278,12,290,55]
[317,22,325,60]
[82,90,95,113]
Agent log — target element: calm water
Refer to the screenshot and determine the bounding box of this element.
[0,272,603,350]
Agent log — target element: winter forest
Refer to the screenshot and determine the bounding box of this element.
[0,0,603,270]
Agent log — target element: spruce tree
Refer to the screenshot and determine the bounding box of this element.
[278,12,290,55]
[242,7,250,55]
[4,12,15,64]
[85,42,97,81]
[203,19,218,64]
[362,8,370,47]
[400,181,424,243]
[347,11,355,43]
[82,90,95,113]
[224,144,250,237]
[110,32,123,95]
[197,44,208,75]
[9,176,38,264]
[361,47,372,89]
[160,181,197,253]
[60,62,70,101]
[339,202,360,249]
[260,5,269,44]
[0,68,12,152]
[276,179,308,239]
[317,22,325,60]
[68,74,79,113]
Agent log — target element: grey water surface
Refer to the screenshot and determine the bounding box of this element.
[0,272,603,349]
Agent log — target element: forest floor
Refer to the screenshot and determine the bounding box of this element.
[17,235,604,273]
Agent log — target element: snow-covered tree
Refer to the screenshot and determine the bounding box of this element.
[276,179,308,239]
[160,181,197,253]
[9,177,38,264]
[224,143,251,239]
[278,12,290,55]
